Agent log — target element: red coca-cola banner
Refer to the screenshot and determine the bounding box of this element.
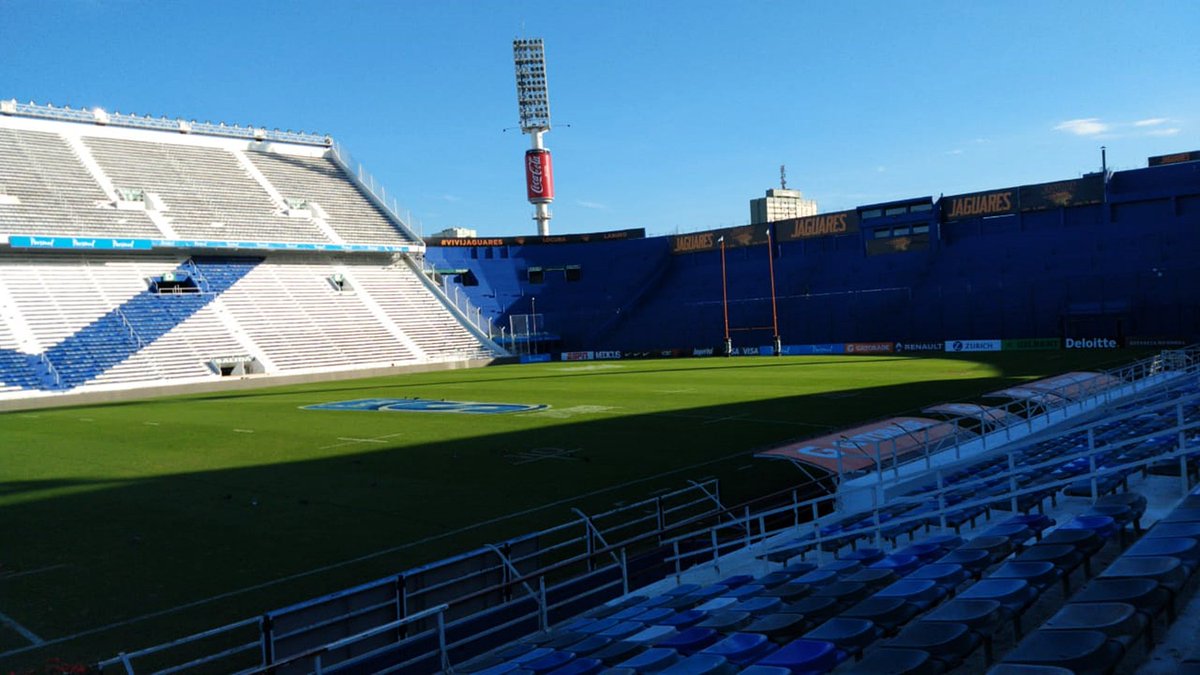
[525,149,555,203]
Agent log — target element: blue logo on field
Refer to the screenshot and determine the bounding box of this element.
[304,398,548,414]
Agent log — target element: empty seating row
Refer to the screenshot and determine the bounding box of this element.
[995,490,1200,673]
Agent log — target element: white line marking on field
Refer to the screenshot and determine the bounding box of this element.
[143,421,160,426]
[704,414,748,425]
[233,429,254,433]
[319,432,405,450]
[78,418,93,422]
[504,447,581,465]
[0,563,69,580]
[0,608,44,646]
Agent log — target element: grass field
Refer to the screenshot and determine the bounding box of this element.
[0,350,1141,667]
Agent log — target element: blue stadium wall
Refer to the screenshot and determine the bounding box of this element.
[425,161,1200,351]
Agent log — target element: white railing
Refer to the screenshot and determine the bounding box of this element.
[408,256,502,352]
[1,99,331,147]
[328,140,423,245]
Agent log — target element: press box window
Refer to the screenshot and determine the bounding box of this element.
[861,209,883,219]
[527,267,544,284]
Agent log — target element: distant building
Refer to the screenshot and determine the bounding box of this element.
[750,188,817,224]
[431,226,478,238]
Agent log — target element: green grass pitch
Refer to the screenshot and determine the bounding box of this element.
[0,350,1136,665]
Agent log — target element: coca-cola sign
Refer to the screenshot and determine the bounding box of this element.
[525,149,555,203]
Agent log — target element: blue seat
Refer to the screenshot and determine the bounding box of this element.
[660,610,707,628]
[721,574,755,588]
[617,647,680,672]
[695,610,751,632]
[922,534,964,551]
[1041,602,1146,648]
[589,640,645,666]
[906,563,968,591]
[782,596,839,624]
[722,584,766,601]
[523,650,576,673]
[781,561,817,576]
[844,568,898,590]
[803,618,878,658]
[895,542,946,563]
[633,607,676,624]
[811,580,868,605]
[843,646,942,674]
[752,639,839,673]
[596,621,644,640]
[870,554,921,576]
[1015,544,1087,591]
[656,653,729,675]
[1062,515,1119,541]
[841,547,885,565]
[823,559,864,576]
[754,572,794,589]
[546,658,603,675]
[887,620,980,668]
[665,584,702,596]
[1041,528,1104,556]
[656,627,720,656]
[627,625,677,644]
[989,561,1062,592]
[873,579,945,609]
[840,597,918,634]
[793,569,839,585]
[700,632,776,665]
[738,667,792,675]
[1125,536,1200,571]
[1000,629,1123,673]
[958,579,1036,628]
[958,535,1013,563]
[762,582,812,602]
[512,647,556,665]
[744,612,810,643]
[1099,556,1188,594]
[936,549,991,577]
[564,635,611,656]
[731,596,783,615]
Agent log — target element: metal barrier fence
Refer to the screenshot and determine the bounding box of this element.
[664,353,1200,576]
[96,480,723,674]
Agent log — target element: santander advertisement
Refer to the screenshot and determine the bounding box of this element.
[525,149,555,203]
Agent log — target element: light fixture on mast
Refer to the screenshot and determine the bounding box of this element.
[513,38,555,236]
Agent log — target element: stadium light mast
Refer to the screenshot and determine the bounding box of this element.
[513,38,555,236]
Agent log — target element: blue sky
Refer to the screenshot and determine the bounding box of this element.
[1,1,1196,237]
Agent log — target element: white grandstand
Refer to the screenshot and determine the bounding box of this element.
[0,100,504,401]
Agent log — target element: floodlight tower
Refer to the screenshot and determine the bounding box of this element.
[513,38,555,236]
